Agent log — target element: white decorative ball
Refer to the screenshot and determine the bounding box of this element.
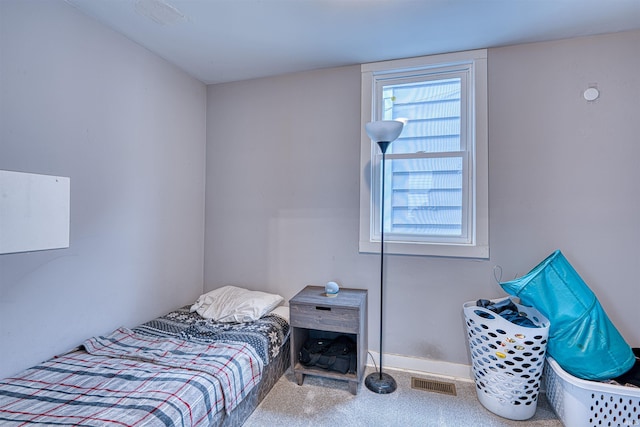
[325,281,340,296]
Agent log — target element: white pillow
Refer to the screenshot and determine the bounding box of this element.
[190,286,284,323]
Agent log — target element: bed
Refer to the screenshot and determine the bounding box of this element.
[0,287,291,427]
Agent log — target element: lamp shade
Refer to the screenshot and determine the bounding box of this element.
[365,120,406,143]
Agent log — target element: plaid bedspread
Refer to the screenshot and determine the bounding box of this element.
[0,328,264,426]
[84,327,263,414]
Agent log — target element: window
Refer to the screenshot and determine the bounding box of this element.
[359,50,488,258]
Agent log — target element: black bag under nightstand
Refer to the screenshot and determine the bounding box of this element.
[299,335,356,374]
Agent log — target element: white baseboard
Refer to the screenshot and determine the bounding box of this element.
[366,351,474,382]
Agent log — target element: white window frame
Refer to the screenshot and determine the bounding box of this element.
[359,49,489,258]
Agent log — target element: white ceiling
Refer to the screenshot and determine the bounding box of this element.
[65,0,640,85]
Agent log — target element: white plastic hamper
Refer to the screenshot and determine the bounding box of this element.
[545,357,640,427]
[463,298,550,420]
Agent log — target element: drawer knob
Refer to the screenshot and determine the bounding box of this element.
[315,306,331,311]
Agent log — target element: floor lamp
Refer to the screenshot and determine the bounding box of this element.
[364,119,406,394]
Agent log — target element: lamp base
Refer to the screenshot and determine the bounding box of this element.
[365,371,397,394]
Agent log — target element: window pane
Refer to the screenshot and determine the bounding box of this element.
[385,157,463,237]
[382,78,461,154]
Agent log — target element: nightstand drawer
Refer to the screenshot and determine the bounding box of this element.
[290,303,359,334]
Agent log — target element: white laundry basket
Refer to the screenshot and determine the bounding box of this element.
[463,298,550,420]
[545,356,640,427]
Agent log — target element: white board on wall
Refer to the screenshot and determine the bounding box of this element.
[0,170,70,254]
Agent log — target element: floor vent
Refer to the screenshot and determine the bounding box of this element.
[411,377,457,396]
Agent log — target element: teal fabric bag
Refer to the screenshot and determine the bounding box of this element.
[500,250,634,380]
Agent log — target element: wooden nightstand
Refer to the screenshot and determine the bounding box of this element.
[289,285,367,395]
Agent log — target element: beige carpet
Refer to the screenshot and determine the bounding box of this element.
[243,367,562,427]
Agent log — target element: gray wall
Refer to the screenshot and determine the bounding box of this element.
[205,30,640,370]
[0,0,207,378]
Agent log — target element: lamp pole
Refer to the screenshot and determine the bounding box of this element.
[378,141,389,381]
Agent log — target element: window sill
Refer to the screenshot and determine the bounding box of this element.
[359,240,489,259]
